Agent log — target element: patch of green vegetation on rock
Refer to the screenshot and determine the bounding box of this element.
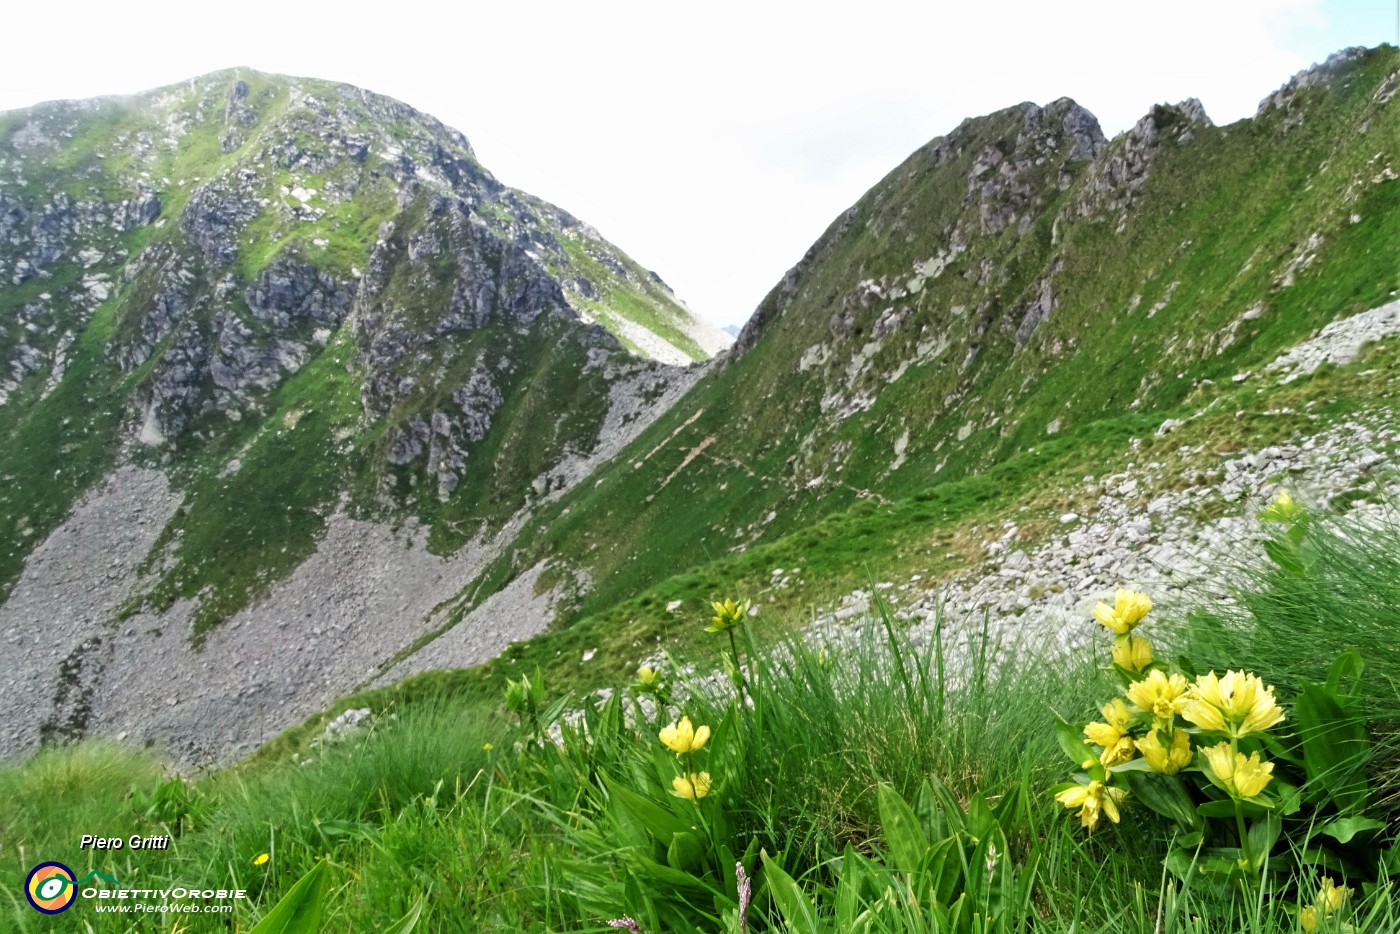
[0,299,128,601]
[135,330,363,642]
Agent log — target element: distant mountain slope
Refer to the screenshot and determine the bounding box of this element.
[0,69,720,762]
[449,46,1400,651]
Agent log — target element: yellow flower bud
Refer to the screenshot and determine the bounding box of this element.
[1258,490,1302,523]
[1111,635,1153,672]
[671,771,712,800]
[1317,876,1350,914]
[1136,729,1191,775]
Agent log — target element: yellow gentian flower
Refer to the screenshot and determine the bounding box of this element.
[659,716,710,755]
[1317,877,1350,913]
[1084,698,1136,767]
[706,599,751,633]
[637,665,658,687]
[1125,670,1189,723]
[1093,589,1152,635]
[1258,490,1302,523]
[1083,698,1131,744]
[671,771,712,801]
[1300,876,1351,930]
[1111,635,1153,672]
[1202,742,1274,798]
[1201,742,1233,782]
[1136,729,1191,775]
[1183,670,1285,738]
[1054,779,1126,831]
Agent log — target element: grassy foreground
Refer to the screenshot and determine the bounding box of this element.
[2,502,1399,932]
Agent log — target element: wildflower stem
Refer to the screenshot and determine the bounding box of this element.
[933,611,946,726]
[726,629,748,698]
[1234,800,1253,873]
[680,750,714,845]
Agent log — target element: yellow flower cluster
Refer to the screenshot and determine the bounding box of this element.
[1084,699,1135,768]
[1063,588,1291,831]
[1079,591,1196,785]
[1126,670,1189,723]
[1080,668,1194,777]
[1137,729,1192,775]
[1097,590,1154,676]
[1058,590,1159,823]
[706,598,751,633]
[1111,635,1152,671]
[1182,670,1285,738]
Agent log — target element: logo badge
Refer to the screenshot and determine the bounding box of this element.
[25,861,77,914]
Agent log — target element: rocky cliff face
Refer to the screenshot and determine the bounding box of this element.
[0,70,723,764]
[4,72,727,436]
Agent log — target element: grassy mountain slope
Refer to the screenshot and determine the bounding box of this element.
[421,46,1400,683]
[0,68,723,636]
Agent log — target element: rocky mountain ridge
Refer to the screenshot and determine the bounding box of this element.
[412,45,1400,699]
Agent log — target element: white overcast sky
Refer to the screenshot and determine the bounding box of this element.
[1,1,1395,329]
